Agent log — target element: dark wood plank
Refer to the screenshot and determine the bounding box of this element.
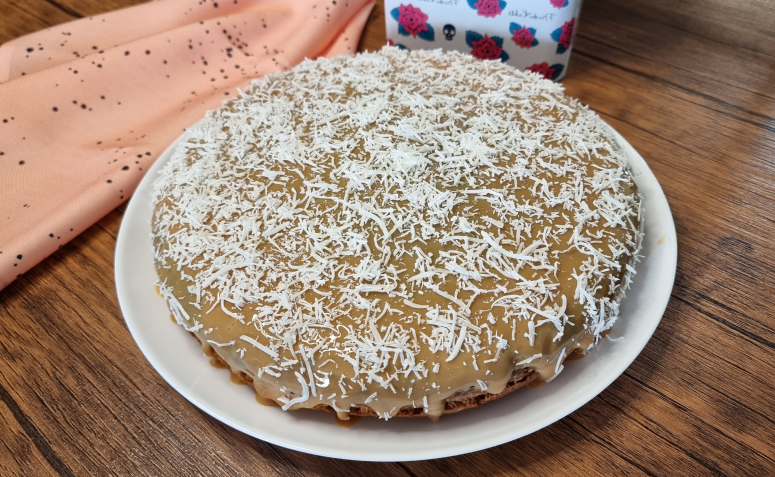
[358,0,386,53]
[0,385,59,477]
[576,5,775,115]
[0,1,74,44]
[563,53,775,343]
[0,209,412,476]
[595,0,775,57]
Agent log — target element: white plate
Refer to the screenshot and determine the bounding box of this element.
[115,126,677,462]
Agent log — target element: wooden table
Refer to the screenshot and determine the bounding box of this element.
[2,0,774,475]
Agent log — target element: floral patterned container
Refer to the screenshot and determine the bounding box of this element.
[385,0,582,81]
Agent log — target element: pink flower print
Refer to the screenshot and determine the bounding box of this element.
[558,18,575,49]
[397,5,429,37]
[471,35,503,60]
[526,62,564,80]
[528,63,555,79]
[473,0,503,18]
[512,27,536,49]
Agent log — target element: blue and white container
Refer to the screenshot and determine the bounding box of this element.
[385,0,583,80]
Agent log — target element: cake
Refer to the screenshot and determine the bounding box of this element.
[152,47,642,421]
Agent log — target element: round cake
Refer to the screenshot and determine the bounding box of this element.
[152,47,642,421]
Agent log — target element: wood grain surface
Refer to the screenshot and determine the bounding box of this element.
[2,0,774,475]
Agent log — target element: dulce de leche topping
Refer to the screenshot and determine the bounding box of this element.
[152,48,642,420]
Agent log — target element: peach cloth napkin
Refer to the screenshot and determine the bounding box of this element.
[0,0,375,291]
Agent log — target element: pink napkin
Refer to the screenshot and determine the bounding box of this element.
[0,0,375,291]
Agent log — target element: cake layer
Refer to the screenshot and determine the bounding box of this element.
[152,47,642,420]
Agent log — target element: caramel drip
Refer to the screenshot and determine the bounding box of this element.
[209,358,229,369]
[565,348,586,361]
[230,372,247,384]
[256,394,280,407]
[153,48,641,420]
[336,415,361,427]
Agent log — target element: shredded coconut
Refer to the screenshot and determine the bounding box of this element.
[152,47,642,418]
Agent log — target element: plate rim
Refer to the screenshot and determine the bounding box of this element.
[115,124,677,462]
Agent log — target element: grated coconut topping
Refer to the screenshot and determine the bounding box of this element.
[152,47,642,418]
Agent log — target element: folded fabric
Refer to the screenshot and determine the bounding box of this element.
[0,0,375,291]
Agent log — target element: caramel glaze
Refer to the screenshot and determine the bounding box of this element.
[336,415,362,427]
[256,394,280,407]
[158,203,634,420]
[157,179,637,419]
[152,49,641,420]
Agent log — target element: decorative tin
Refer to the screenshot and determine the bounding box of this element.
[385,0,583,80]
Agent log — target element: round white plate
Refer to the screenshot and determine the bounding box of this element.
[115,126,677,462]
